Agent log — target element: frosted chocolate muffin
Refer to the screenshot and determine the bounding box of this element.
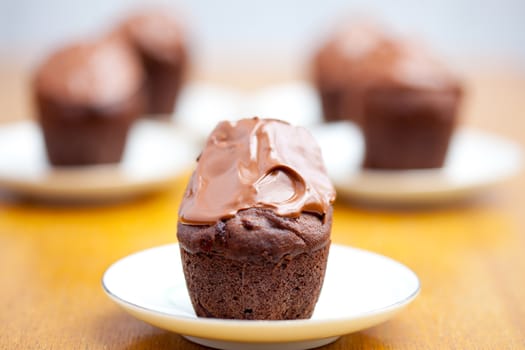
[177,117,335,320]
[119,10,188,115]
[33,37,144,166]
[312,21,462,169]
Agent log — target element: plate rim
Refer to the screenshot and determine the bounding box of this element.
[0,119,197,201]
[323,124,523,204]
[101,243,420,343]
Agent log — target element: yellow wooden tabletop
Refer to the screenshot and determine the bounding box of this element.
[0,66,524,349]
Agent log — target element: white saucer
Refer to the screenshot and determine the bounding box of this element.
[0,119,199,201]
[248,82,321,126]
[174,82,322,142]
[175,83,246,141]
[102,244,420,350]
[310,122,523,204]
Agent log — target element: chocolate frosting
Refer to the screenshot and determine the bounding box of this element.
[179,117,335,225]
[34,37,143,107]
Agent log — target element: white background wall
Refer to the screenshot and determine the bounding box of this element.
[1,0,524,71]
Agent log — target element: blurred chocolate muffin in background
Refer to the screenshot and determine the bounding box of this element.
[313,21,392,124]
[118,10,188,116]
[312,20,463,169]
[362,42,463,169]
[33,37,145,166]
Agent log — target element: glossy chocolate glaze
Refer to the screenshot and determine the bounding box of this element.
[179,118,335,225]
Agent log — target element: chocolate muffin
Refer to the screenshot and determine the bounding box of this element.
[177,117,335,320]
[361,43,463,169]
[33,37,144,166]
[119,10,188,115]
[363,86,461,169]
[312,21,462,169]
[313,21,393,124]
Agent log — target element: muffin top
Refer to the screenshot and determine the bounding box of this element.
[179,117,335,225]
[313,21,461,92]
[119,10,186,64]
[34,37,143,107]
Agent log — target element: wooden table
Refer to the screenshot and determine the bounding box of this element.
[0,66,524,349]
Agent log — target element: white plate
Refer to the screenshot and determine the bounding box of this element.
[175,82,247,141]
[102,243,420,350]
[0,119,199,201]
[248,82,321,126]
[310,122,523,204]
[174,82,322,142]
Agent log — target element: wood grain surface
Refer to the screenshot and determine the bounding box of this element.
[0,65,524,349]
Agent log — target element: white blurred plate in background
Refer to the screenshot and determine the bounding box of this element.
[0,119,199,201]
[310,122,523,204]
[174,81,321,142]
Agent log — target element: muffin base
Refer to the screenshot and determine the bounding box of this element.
[319,88,344,123]
[36,92,143,166]
[142,55,185,115]
[180,244,330,320]
[363,88,459,169]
